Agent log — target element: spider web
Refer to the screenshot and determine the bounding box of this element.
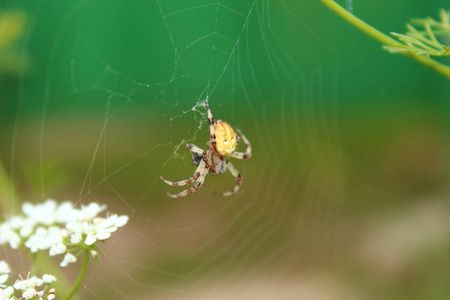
[1,0,450,299]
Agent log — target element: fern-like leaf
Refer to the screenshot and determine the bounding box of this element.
[384,9,450,57]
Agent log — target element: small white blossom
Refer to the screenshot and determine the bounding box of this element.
[12,275,46,299]
[0,275,8,288]
[84,214,128,246]
[9,217,35,238]
[49,242,66,256]
[28,276,43,288]
[0,267,56,300]
[13,280,24,291]
[70,232,82,244]
[42,274,56,284]
[13,280,25,291]
[23,200,58,225]
[112,215,129,227]
[25,226,67,254]
[0,224,21,249]
[22,287,36,299]
[0,286,13,298]
[66,221,83,235]
[0,261,10,274]
[60,253,76,267]
[24,227,47,253]
[13,275,43,291]
[19,222,34,238]
[8,216,26,230]
[79,202,106,221]
[0,199,129,258]
[55,201,77,223]
[46,227,68,244]
[0,261,9,287]
[47,294,55,300]
[84,220,113,245]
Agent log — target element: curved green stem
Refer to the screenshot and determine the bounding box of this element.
[36,255,76,299]
[66,250,90,300]
[320,0,450,79]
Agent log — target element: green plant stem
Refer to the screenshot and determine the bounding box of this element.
[30,253,37,275]
[34,253,78,300]
[66,250,90,300]
[0,159,19,215]
[320,0,450,79]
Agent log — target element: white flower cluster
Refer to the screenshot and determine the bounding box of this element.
[0,199,129,267]
[0,261,56,300]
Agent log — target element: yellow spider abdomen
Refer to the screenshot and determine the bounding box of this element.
[214,120,237,157]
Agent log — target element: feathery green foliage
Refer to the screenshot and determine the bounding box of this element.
[385,9,450,57]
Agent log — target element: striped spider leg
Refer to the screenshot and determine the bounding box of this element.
[159,154,209,198]
[215,127,251,196]
[229,127,252,160]
[215,160,243,196]
[205,99,217,148]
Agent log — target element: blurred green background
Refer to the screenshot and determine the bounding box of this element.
[1,0,450,299]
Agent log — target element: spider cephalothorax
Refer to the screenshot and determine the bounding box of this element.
[160,100,252,198]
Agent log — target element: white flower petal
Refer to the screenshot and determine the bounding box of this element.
[66,221,83,234]
[42,274,56,284]
[23,200,58,226]
[0,274,8,284]
[0,225,21,249]
[0,261,10,274]
[70,232,82,244]
[28,276,43,287]
[114,215,129,227]
[22,202,34,218]
[8,216,26,230]
[80,203,106,221]
[2,286,13,297]
[19,223,34,238]
[84,234,96,246]
[49,243,66,256]
[56,202,76,223]
[96,232,111,241]
[22,287,36,299]
[60,253,77,267]
[14,279,26,290]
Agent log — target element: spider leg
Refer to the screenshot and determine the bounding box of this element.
[185,143,207,155]
[229,127,252,160]
[166,166,209,198]
[215,160,243,197]
[160,174,196,187]
[205,99,217,148]
[186,144,207,166]
[159,158,206,187]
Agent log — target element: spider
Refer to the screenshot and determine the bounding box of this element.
[160,100,252,198]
